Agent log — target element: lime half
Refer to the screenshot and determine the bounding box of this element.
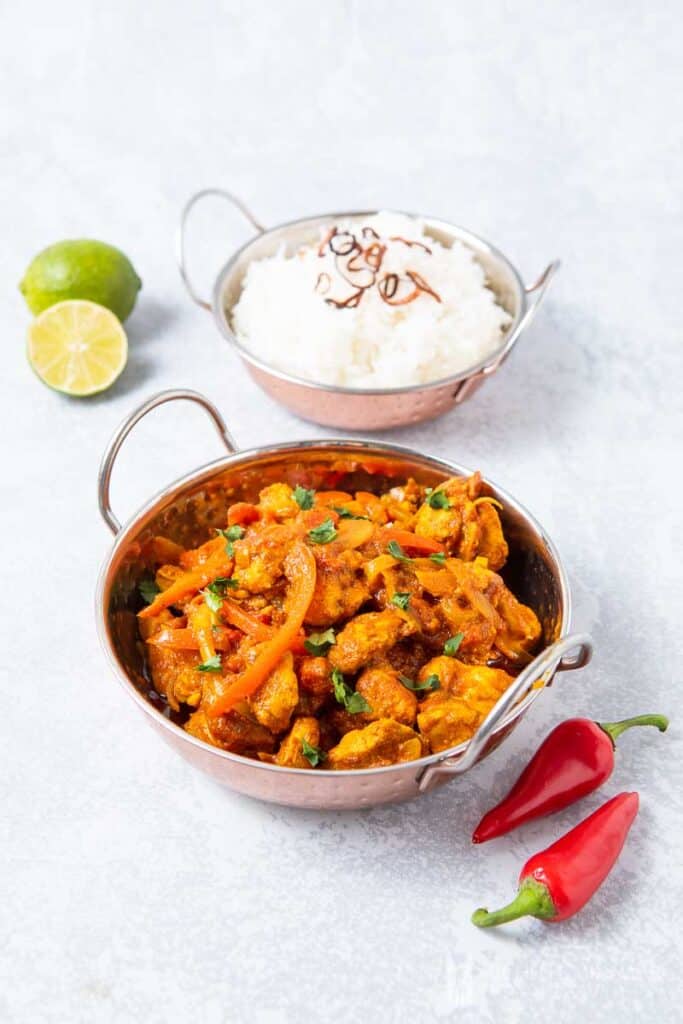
[27,300,128,396]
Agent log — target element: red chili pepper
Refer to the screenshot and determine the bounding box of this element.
[471,791,639,927]
[472,714,667,843]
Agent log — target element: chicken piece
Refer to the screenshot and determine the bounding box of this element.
[329,664,417,736]
[248,651,298,733]
[416,658,513,753]
[186,706,276,756]
[356,665,417,725]
[495,588,543,660]
[327,719,424,769]
[305,548,370,627]
[298,656,333,696]
[413,474,508,570]
[275,717,321,768]
[232,522,294,594]
[329,609,417,674]
[257,483,300,521]
[417,656,513,701]
[416,556,539,664]
[147,643,204,711]
[475,502,508,570]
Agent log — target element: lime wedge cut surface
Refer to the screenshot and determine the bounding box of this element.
[27,299,128,396]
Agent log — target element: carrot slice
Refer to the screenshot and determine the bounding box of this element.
[138,552,233,618]
[382,527,444,555]
[208,541,316,717]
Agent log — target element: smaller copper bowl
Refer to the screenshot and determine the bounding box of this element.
[177,189,559,430]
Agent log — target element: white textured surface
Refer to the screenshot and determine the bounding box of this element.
[1,2,682,1021]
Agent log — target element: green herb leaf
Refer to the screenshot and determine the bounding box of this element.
[203,588,223,613]
[345,691,372,713]
[138,576,160,605]
[391,592,411,610]
[301,738,326,767]
[197,654,222,673]
[308,518,338,544]
[387,539,413,563]
[216,525,245,556]
[399,673,440,693]
[331,667,372,714]
[426,489,450,509]
[429,552,446,566]
[293,485,315,510]
[332,506,369,521]
[304,628,336,656]
[443,633,465,657]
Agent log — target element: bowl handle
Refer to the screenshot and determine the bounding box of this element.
[415,632,593,792]
[454,259,560,405]
[176,188,265,310]
[98,389,238,535]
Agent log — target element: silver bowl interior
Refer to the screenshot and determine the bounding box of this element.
[211,212,527,395]
[100,441,568,777]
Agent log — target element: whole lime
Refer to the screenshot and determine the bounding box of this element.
[19,239,142,321]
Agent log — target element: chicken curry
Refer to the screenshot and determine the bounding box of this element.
[137,473,542,770]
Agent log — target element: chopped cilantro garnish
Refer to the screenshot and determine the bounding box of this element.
[332,506,369,521]
[197,654,222,673]
[308,518,338,544]
[443,633,465,657]
[331,667,371,714]
[391,592,411,610]
[216,525,244,556]
[304,628,336,656]
[429,552,446,566]
[301,738,326,767]
[387,539,412,563]
[293,485,315,510]
[138,576,160,605]
[426,490,450,509]
[399,673,440,693]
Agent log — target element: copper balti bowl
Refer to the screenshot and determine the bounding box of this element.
[176,189,560,431]
[96,389,592,810]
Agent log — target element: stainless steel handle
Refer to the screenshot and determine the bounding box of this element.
[454,259,559,405]
[176,188,265,311]
[416,631,592,792]
[98,388,238,535]
[491,258,560,369]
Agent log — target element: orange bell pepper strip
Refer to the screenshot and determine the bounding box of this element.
[138,552,233,619]
[335,518,375,548]
[314,490,353,506]
[179,535,226,570]
[208,541,316,717]
[382,527,444,555]
[219,599,274,642]
[147,626,238,651]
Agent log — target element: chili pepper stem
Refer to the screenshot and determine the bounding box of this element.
[471,879,556,928]
[600,714,669,745]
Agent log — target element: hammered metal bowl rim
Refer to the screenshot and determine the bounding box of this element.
[96,437,572,780]
[211,209,528,397]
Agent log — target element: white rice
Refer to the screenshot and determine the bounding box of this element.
[231,212,511,389]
